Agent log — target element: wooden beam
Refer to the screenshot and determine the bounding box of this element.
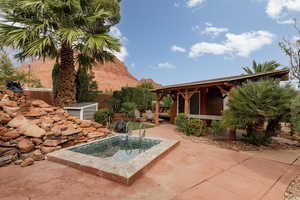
[155,94,161,125]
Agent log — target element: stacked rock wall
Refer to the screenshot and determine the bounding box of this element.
[0,89,110,167]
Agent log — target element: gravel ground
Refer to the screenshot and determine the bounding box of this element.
[285,174,300,200]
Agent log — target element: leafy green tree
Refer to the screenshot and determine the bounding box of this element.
[138,82,154,90]
[243,60,281,74]
[52,63,60,99]
[222,79,295,143]
[75,66,99,102]
[109,87,154,112]
[291,94,300,134]
[0,0,121,106]
[161,95,173,108]
[0,50,42,87]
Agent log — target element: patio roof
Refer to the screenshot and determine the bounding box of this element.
[153,68,289,92]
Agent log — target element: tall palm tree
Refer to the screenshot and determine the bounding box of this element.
[243,60,281,74]
[0,0,121,106]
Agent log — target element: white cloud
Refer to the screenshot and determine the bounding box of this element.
[157,62,176,69]
[201,23,229,37]
[277,18,295,24]
[189,30,274,57]
[174,2,180,7]
[171,45,186,53]
[109,27,128,42]
[109,27,128,61]
[113,46,128,62]
[189,43,231,57]
[266,0,300,19]
[187,0,205,8]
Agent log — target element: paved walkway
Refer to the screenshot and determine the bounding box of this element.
[1,124,300,200]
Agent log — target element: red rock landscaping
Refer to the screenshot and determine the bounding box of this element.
[0,89,111,167]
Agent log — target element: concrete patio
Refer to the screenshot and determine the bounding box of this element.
[1,124,300,200]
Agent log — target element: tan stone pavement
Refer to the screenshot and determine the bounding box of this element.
[1,124,300,200]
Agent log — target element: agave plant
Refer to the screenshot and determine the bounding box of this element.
[0,0,121,106]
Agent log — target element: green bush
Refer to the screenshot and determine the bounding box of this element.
[94,109,114,126]
[75,66,99,103]
[208,120,224,136]
[291,94,300,133]
[243,131,271,146]
[175,114,206,136]
[183,118,207,137]
[222,79,296,142]
[121,102,137,118]
[175,113,187,131]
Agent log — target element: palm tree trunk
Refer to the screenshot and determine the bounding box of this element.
[55,41,76,106]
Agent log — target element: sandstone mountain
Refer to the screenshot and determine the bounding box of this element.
[17,58,161,91]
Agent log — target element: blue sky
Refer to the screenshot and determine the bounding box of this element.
[112,0,300,85]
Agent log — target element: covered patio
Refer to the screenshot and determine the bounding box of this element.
[153,69,289,125]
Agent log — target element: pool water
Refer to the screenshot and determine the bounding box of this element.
[69,136,161,162]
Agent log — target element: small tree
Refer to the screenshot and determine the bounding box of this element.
[52,63,60,99]
[279,19,300,87]
[109,87,154,112]
[222,79,295,144]
[138,82,154,90]
[75,66,99,102]
[291,94,300,134]
[0,50,42,87]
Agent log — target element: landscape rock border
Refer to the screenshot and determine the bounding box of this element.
[0,89,111,167]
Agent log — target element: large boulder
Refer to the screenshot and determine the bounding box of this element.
[31,100,50,108]
[43,140,60,147]
[17,139,34,153]
[0,130,20,141]
[32,149,44,161]
[0,111,11,123]
[20,157,34,167]
[3,106,20,116]
[4,101,18,107]
[80,120,92,128]
[8,115,46,138]
[40,146,56,154]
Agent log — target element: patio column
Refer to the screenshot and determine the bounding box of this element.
[155,93,165,125]
[179,90,197,115]
[170,93,178,124]
[228,85,237,140]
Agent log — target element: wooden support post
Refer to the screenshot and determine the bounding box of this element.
[184,90,189,115]
[155,93,165,125]
[170,93,178,124]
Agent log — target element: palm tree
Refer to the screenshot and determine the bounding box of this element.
[243,60,281,74]
[0,0,121,106]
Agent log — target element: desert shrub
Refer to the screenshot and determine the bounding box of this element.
[291,94,300,133]
[175,113,187,131]
[208,120,224,136]
[175,114,206,136]
[121,102,137,118]
[183,118,207,137]
[222,79,296,144]
[243,131,272,146]
[94,109,114,126]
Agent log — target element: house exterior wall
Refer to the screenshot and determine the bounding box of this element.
[170,87,224,123]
